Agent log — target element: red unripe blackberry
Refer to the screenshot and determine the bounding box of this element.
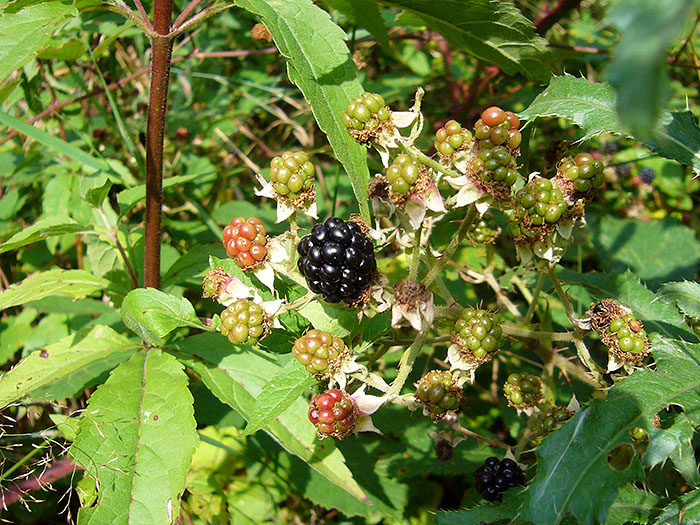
[219,299,268,345]
[297,217,376,305]
[292,330,349,379]
[557,152,605,194]
[308,389,358,439]
[223,217,268,269]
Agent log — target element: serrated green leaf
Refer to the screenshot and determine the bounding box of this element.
[657,281,700,319]
[593,216,700,289]
[121,288,204,346]
[162,244,223,288]
[0,269,109,311]
[323,0,391,51]
[519,76,700,174]
[0,1,78,81]
[557,268,692,339]
[604,485,667,525]
[79,171,112,207]
[116,173,201,216]
[656,488,700,524]
[169,333,369,504]
[436,492,524,524]
[71,349,198,525]
[0,325,139,408]
[297,299,359,337]
[243,358,315,436]
[516,337,700,524]
[0,216,85,254]
[233,0,371,222]
[36,37,87,60]
[606,0,697,138]
[377,0,551,81]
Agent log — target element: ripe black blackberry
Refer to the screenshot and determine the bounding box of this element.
[639,167,655,183]
[297,217,377,304]
[474,457,525,502]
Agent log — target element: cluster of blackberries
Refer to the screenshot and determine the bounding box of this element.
[385,154,421,195]
[474,457,525,502]
[414,370,462,421]
[297,217,376,304]
[558,153,605,194]
[434,119,473,157]
[308,389,357,439]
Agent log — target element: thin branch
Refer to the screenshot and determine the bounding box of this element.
[131,0,153,29]
[167,3,234,39]
[173,0,206,28]
[453,423,510,450]
[533,0,583,36]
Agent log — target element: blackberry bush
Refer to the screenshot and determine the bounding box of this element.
[296,217,376,304]
[223,216,268,269]
[219,298,268,345]
[474,457,525,502]
[308,389,358,440]
[292,329,349,379]
[414,370,462,421]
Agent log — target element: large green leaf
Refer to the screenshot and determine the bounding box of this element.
[297,299,359,337]
[436,492,524,524]
[606,0,698,138]
[519,75,700,174]
[378,0,551,80]
[0,216,86,254]
[0,1,77,81]
[516,337,700,524]
[0,269,109,311]
[657,281,700,319]
[233,0,371,222]
[604,485,666,525]
[0,325,139,408]
[71,349,198,525]
[323,0,391,51]
[169,332,369,504]
[592,216,700,289]
[656,488,700,524]
[121,288,205,346]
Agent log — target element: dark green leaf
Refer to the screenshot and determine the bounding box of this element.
[0,269,109,311]
[0,217,86,254]
[657,281,700,319]
[604,485,667,525]
[378,0,552,80]
[656,488,700,524]
[297,299,359,337]
[71,350,198,524]
[436,492,524,524]
[234,0,371,222]
[324,0,391,51]
[121,288,205,346]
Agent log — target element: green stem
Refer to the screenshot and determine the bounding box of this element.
[423,205,478,288]
[388,324,429,397]
[524,273,546,322]
[547,265,577,324]
[397,141,463,180]
[0,442,48,483]
[276,292,316,315]
[408,226,422,281]
[501,324,577,342]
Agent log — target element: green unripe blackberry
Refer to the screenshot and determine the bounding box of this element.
[220,299,268,345]
[415,370,462,421]
[472,146,519,187]
[606,314,648,354]
[452,307,503,360]
[503,373,542,408]
[685,316,700,337]
[508,177,568,239]
[434,119,472,157]
[292,329,349,379]
[385,154,421,195]
[467,215,500,244]
[558,152,605,194]
[631,426,648,441]
[342,92,390,142]
[475,107,521,154]
[532,405,573,438]
[270,151,315,200]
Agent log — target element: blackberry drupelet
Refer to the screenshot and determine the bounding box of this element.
[297,217,377,304]
[639,167,656,184]
[414,370,462,421]
[219,299,267,345]
[452,307,503,360]
[474,456,525,502]
[385,154,421,195]
[434,119,472,157]
[503,372,542,408]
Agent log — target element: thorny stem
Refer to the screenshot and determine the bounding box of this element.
[514,411,539,460]
[397,141,463,181]
[408,226,422,281]
[482,268,524,322]
[422,205,478,288]
[388,323,429,398]
[453,423,510,450]
[172,0,205,28]
[144,0,174,289]
[524,273,546,322]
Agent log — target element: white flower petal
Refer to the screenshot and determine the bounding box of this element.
[474,197,492,215]
[392,111,418,128]
[455,185,484,208]
[533,241,554,261]
[275,199,296,223]
[567,394,581,412]
[253,264,275,293]
[404,309,423,331]
[444,174,471,190]
[221,277,261,305]
[607,353,625,373]
[452,151,469,174]
[355,415,382,434]
[261,299,283,316]
[335,372,347,390]
[405,198,426,230]
[351,387,386,415]
[391,304,404,328]
[305,200,318,219]
[254,174,276,198]
[423,184,446,213]
[267,239,287,264]
[376,143,392,167]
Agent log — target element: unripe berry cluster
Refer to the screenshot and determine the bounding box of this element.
[467,215,500,244]
[270,151,314,201]
[508,177,569,240]
[558,152,605,195]
[532,405,573,438]
[219,299,267,345]
[434,120,472,157]
[414,370,462,421]
[297,217,376,304]
[452,307,503,360]
[308,389,358,440]
[223,217,268,269]
[473,145,519,187]
[606,314,648,354]
[503,373,542,408]
[685,316,700,337]
[292,330,349,379]
[385,154,421,195]
[342,93,389,134]
[474,457,525,502]
[474,107,521,153]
